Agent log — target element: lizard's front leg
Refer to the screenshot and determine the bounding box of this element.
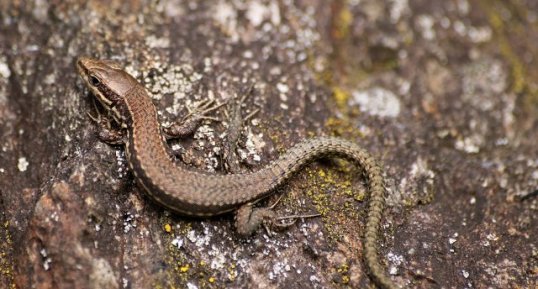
[87,101,126,145]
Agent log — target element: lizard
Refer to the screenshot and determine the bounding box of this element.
[76,56,399,289]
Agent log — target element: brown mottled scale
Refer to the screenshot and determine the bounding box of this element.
[76,57,398,289]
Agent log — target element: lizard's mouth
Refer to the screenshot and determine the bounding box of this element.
[76,57,87,76]
[76,56,96,81]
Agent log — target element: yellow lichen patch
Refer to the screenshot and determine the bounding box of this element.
[179,264,190,273]
[486,7,525,94]
[0,221,15,289]
[481,0,538,114]
[332,86,350,112]
[179,223,192,235]
[304,163,368,243]
[341,275,350,284]
[325,116,364,140]
[154,216,193,288]
[227,263,237,281]
[333,263,350,285]
[338,263,349,272]
[353,190,366,202]
[332,3,352,40]
[156,215,224,288]
[164,223,172,233]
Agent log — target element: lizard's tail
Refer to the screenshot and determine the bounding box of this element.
[258,136,398,289]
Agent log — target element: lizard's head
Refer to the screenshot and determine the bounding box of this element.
[76,57,137,124]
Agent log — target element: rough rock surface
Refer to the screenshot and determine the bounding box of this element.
[0,1,537,288]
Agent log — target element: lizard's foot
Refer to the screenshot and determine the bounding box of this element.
[163,99,226,139]
[87,99,126,145]
[235,203,276,236]
[235,199,320,237]
[271,213,321,229]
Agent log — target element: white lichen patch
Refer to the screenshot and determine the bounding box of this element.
[171,237,183,249]
[486,233,498,241]
[143,63,201,104]
[186,282,198,289]
[159,0,185,18]
[409,158,436,180]
[18,157,29,172]
[462,60,507,110]
[468,26,492,43]
[269,258,290,280]
[237,129,264,163]
[396,157,436,206]
[213,1,239,41]
[276,82,289,94]
[208,245,227,270]
[90,258,119,289]
[482,258,520,287]
[187,227,211,247]
[40,248,52,270]
[193,124,221,171]
[462,269,470,278]
[0,57,11,79]
[350,87,401,118]
[450,17,492,44]
[115,150,128,178]
[145,35,170,49]
[455,136,481,153]
[44,73,56,85]
[416,15,436,40]
[388,0,410,23]
[246,0,281,27]
[387,252,404,275]
[449,232,459,245]
[32,0,50,22]
[123,212,137,233]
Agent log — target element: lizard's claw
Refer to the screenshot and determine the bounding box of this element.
[182,99,227,122]
[164,98,227,138]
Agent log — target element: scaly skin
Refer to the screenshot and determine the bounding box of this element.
[76,57,398,289]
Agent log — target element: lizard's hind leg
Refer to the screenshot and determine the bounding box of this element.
[234,195,320,236]
[235,203,276,236]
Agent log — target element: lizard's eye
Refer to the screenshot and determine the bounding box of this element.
[89,75,100,86]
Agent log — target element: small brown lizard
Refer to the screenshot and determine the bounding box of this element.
[76,57,398,289]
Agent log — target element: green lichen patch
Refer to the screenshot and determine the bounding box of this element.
[481,0,538,117]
